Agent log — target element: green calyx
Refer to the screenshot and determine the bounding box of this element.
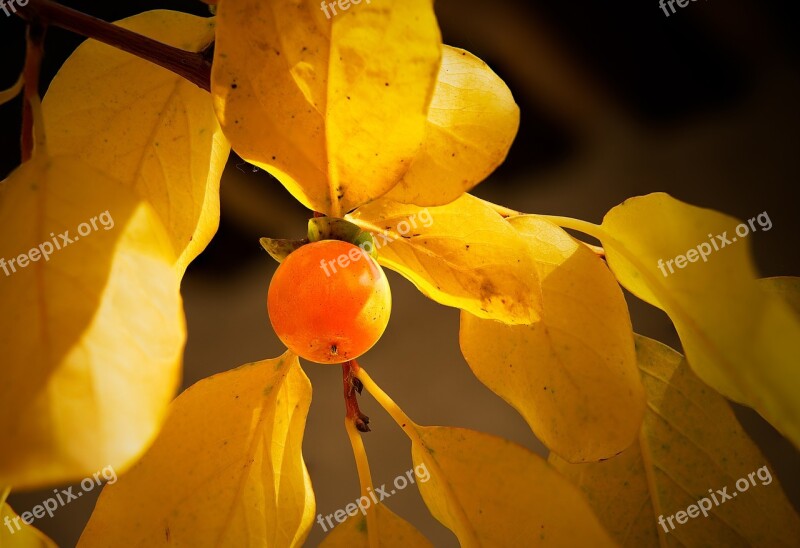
[259,237,308,263]
[307,217,377,258]
[260,217,377,264]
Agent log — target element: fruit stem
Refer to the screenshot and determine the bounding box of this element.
[344,418,381,546]
[15,0,212,91]
[342,360,370,433]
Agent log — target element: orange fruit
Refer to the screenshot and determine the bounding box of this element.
[268,239,391,364]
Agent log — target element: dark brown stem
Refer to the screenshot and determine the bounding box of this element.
[21,22,45,162]
[343,360,370,432]
[15,0,212,91]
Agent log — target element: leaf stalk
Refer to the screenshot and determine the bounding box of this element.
[344,419,381,546]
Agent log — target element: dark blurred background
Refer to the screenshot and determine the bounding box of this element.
[2,0,799,546]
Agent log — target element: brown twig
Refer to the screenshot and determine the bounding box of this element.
[342,360,370,432]
[15,0,212,92]
[21,22,45,162]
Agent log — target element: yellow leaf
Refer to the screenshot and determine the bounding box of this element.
[550,335,800,546]
[1,488,57,548]
[409,426,615,547]
[555,193,800,447]
[760,276,800,316]
[385,46,519,206]
[348,194,540,324]
[320,504,433,548]
[79,352,315,547]
[0,155,185,489]
[460,216,644,462]
[43,10,230,275]
[211,0,442,215]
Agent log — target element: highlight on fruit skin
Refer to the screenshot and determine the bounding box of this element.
[267,239,392,364]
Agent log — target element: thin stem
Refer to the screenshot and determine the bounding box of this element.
[581,241,606,257]
[536,214,604,240]
[16,0,212,91]
[355,367,481,547]
[342,360,370,432]
[0,73,25,107]
[344,419,380,546]
[21,21,46,162]
[475,198,606,253]
[538,215,607,255]
[355,368,416,437]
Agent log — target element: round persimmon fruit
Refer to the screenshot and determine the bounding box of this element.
[268,239,391,364]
